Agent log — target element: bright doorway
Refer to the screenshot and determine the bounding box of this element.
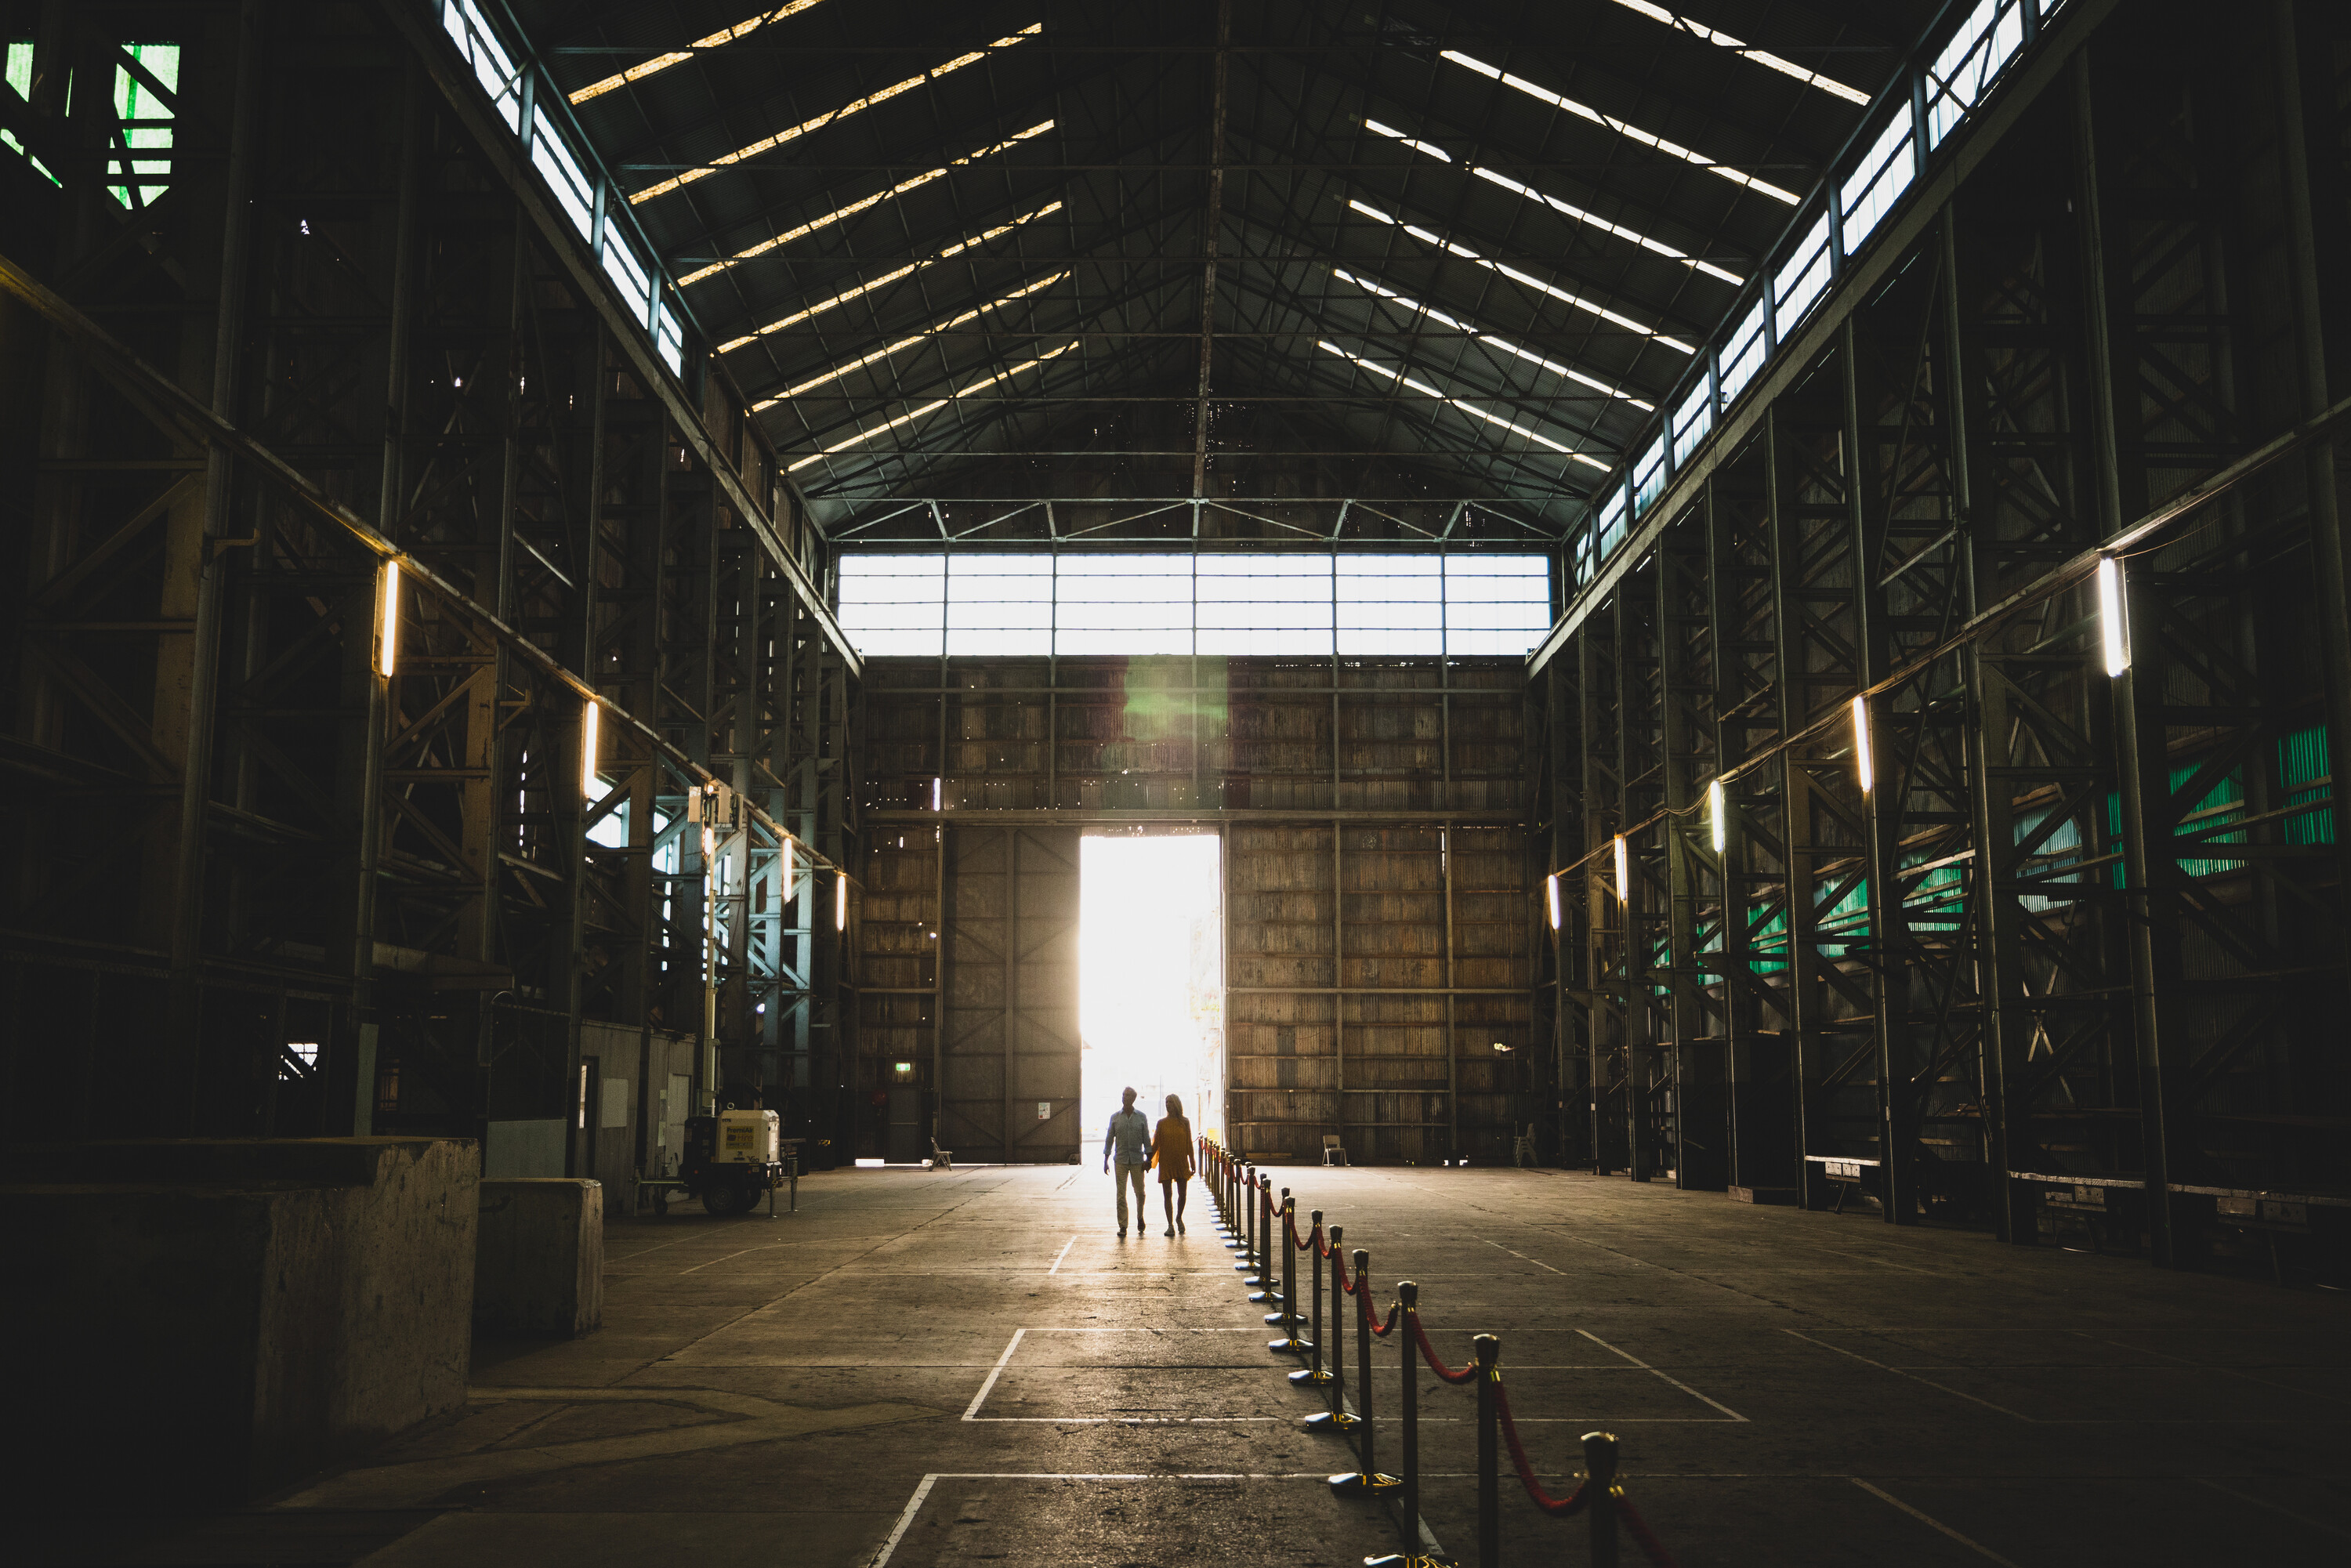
[1079,833,1223,1158]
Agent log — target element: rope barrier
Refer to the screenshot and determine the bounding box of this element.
[1491,1378,1588,1518]
[1411,1312,1479,1383]
[1618,1498,1681,1568]
[1217,1176,1687,1568]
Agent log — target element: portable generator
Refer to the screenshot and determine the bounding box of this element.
[680,1108,785,1215]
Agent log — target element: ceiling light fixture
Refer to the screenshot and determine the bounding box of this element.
[1314,340,1612,470]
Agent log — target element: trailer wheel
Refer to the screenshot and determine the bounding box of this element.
[702,1182,750,1217]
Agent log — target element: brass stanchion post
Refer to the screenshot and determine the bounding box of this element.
[1268,1195,1309,1353]
[1305,1225,1349,1430]
[1475,1334,1501,1568]
[1328,1248,1398,1497]
[1584,1431,1620,1568]
[1399,1281,1420,1528]
[1290,1211,1331,1385]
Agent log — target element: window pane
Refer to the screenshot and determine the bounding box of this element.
[1338,554,1441,656]
[1773,213,1831,343]
[1719,299,1769,406]
[1197,553,1332,655]
[947,554,1053,657]
[1444,556,1550,655]
[1839,110,1915,255]
[532,122,596,241]
[1054,555,1191,654]
[838,556,944,656]
[602,218,653,323]
[443,0,521,132]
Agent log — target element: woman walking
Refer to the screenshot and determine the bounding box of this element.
[1149,1093,1195,1237]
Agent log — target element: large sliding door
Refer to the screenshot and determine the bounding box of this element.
[940,826,1081,1161]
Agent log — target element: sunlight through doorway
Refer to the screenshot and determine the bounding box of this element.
[1079,833,1223,1158]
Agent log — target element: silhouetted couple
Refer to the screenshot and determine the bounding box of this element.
[1101,1087,1192,1238]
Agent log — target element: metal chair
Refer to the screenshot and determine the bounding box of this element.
[1512,1124,1538,1168]
[1320,1134,1349,1166]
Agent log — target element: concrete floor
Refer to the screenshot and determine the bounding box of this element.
[45,1165,2351,1566]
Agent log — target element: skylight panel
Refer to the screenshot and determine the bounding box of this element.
[1330,267,1654,411]
[1362,118,1743,284]
[1925,0,2027,149]
[1441,555,1552,657]
[679,120,1054,288]
[838,554,946,657]
[570,1,829,106]
[1441,49,1801,205]
[1197,555,1334,657]
[654,302,686,375]
[785,341,1076,473]
[719,200,1063,354]
[1316,341,1613,471]
[1338,555,1442,657]
[1056,556,1193,656]
[631,24,1043,205]
[1346,199,1695,353]
[947,554,1054,657]
[752,271,1069,410]
[1605,1,1870,105]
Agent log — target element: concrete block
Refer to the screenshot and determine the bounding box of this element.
[476,1178,603,1338]
[0,1138,476,1504]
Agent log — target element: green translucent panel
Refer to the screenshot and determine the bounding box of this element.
[2280,724,2336,846]
[107,42,179,208]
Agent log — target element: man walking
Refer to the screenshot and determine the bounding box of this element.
[1102,1087,1151,1240]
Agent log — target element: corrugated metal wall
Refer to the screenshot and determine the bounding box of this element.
[854,655,1538,1164]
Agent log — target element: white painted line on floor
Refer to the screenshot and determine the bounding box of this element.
[1578,1329,1748,1422]
[2196,1478,2351,1542]
[869,1471,1340,1566]
[1048,1236,1076,1273]
[1849,1478,2023,1566]
[962,1329,1025,1421]
[970,1416,1281,1424]
[868,1472,937,1568]
[1786,1331,2033,1422]
[679,1247,765,1275]
[1480,1237,1567,1275]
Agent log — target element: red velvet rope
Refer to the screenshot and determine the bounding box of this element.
[1331,1250,1351,1293]
[1410,1312,1477,1382]
[1366,1298,1400,1338]
[1491,1378,1588,1518]
[1618,1498,1682,1568]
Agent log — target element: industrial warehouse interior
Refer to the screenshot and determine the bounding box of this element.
[4,0,2349,1564]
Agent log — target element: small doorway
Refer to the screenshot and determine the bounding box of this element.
[1079,832,1224,1153]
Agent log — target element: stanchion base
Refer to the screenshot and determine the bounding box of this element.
[1302,1409,1359,1432]
[1268,1336,1313,1355]
[1248,1290,1281,1305]
[1263,1310,1294,1326]
[1328,1471,1403,1497]
[1363,1555,1450,1566]
[1235,1262,1258,1274]
[1287,1367,1335,1386]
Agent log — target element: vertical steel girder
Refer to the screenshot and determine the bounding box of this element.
[1531,2,2351,1268]
[1,0,855,1157]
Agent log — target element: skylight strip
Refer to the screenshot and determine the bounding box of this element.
[1347,199,1695,353]
[679,119,1054,288]
[1363,118,1744,284]
[632,24,1042,205]
[1315,341,1612,472]
[717,200,1063,353]
[785,341,1078,472]
[1329,267,1655,411]
[570,1,828,105]
[754,271,1069,409]
[1606,0,1870,104]
[1440,49,1802,205]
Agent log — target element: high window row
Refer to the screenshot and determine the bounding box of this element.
[838,553,1553,659]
